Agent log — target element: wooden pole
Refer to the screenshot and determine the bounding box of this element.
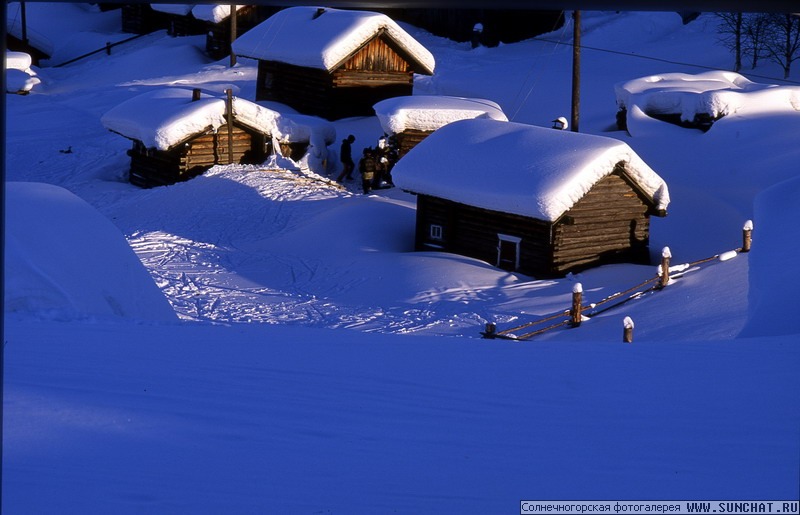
[226,88,234,165]
[570,10,581,133]
[229,4,237,68]
[192,88,202,102]
[742,219,753,252]
[21,1,28,45]
[623,317,634,343]
[570,282,583,327]
[659,247,671,289]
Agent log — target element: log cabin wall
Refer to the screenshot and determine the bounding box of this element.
[256,61,333,117]
[121,5,170,34]
[551,168,652,273]
[396,129,432,158]
[415,195,553,276]
[127,123,268,188]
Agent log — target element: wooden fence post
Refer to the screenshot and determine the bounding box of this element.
[106,41,111,55]
[742,220,753,253]
[623,316,634,343]
[659,247,671,289]
[570,283,583,327]
[484,322,496,339]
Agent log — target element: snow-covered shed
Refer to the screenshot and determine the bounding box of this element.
[615,70,800,132]
[373,95,508,158]
[193,5,275,60]
[101,87,333,188]
[232,6,436,120]
[392,119,670,277]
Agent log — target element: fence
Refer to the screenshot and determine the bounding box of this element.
[54,33,148,68]
[481,220,754,342]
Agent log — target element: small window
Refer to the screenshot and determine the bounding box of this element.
[430,224,443,241]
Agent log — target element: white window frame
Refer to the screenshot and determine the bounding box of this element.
[429,224,443,241]
[497,233,521,271]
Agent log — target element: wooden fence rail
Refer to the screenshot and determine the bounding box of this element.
[481,220,754,341]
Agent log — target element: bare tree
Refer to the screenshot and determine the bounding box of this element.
[763,13,800,79]
[742,13,770,69]
[716,12,744,71]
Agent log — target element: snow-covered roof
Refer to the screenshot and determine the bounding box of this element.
[615,70,800,122]
[392,119,670,222]
[101,88,334,151]
[232,6,435,75]
[150,4,195,16]
[373,95,508,135]
[5,51,40,93]
[191,5,247,24]
[6,50,33,72]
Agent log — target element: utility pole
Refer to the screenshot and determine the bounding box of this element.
[229,4,237,67]
[571,10,581,133]
[21,1,28,45]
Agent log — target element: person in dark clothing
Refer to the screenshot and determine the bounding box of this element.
[336,134,356,182]
[359,147,376,194]
[373,134,397,188]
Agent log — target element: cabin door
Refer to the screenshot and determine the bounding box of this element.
[497,234,521,271]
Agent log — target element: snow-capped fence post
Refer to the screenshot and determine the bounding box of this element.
[742,220,753,253]
[658,247,671,289]
[484,322,496,339]
[570,283,583,327]
[623,316,634,343]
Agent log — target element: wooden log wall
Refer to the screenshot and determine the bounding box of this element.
[121,5,170,34]
[416,195,553,276]
[256,61,333,117]
[184,125,265,168]
[551,169,652,273]
[127,126,267,188]
[396,129,432,158]
[128,144,191,188]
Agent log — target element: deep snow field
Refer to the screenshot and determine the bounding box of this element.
[4,5,800,513]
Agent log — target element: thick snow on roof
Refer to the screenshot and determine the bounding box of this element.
[150,4,195,16]
[6,50,33,72]
[373,95,508,135]
[101,88,333,151]
[615,70,800,122]
[393,119,669,222]
[5,51,40,93]
[232,6,435,74]
[191,5,247,24]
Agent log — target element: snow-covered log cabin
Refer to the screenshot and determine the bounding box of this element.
[195,5,275,60]
[392,119,670,277]
[232,6,435,120]
[121,4,171,34]
[101,88,333,188]
[373,95,508,158]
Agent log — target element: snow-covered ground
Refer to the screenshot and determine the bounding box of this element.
[4,7,800,512]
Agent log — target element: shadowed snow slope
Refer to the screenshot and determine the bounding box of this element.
[4,182,176,322]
